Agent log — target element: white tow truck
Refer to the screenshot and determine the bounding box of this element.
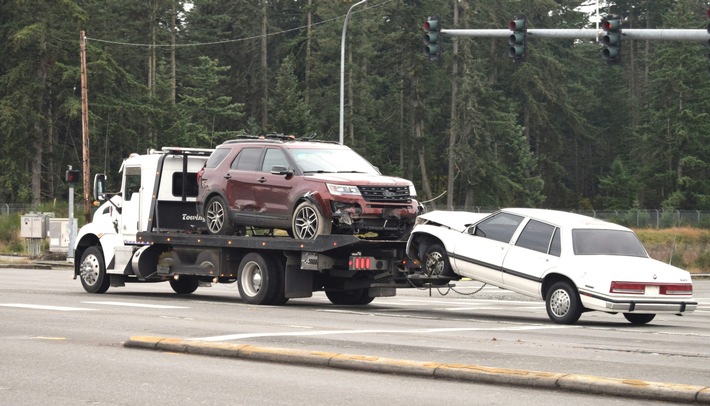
[73,147,445,305]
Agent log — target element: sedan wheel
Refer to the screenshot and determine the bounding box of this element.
[422,243,452,277]
[623,313,656,325]
[545,281,582,324]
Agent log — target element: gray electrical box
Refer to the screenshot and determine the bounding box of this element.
[49,218,76,253]
[20,214,47,239]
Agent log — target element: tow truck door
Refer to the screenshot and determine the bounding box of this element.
[120,165,142,242]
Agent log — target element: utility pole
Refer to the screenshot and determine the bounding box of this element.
[80,31,91,223]
[339,0,367,145]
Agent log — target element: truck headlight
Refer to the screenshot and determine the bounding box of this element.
[409,185,417,197]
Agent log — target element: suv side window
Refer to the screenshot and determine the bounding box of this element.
[515,220,555,254]
[261,148,289,172]
[474,212,524,243]
[231,148,262,171]
[205,148,230,168]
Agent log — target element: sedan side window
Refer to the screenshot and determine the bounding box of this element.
[474,212,524,243]
[516,220,555,254]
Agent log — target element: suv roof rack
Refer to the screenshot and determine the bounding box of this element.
[222,133,339,145]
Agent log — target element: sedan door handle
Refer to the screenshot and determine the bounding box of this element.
[223,174,232,179]
[258,177,267,183]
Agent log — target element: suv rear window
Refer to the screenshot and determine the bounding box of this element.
[205,148,230,168]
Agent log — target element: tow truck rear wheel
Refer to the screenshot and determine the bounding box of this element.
[169,276,199,294]
[79,246,110,294]
[623,313,656,325]
[326,288,374,305]
[237,252,280,305]
[205,196,235,235]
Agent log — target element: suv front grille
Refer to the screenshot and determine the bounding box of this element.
[358,186,412,203]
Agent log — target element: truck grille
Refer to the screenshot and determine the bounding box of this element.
[358,186,412,203]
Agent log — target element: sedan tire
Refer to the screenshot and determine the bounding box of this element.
[623,313,656,325]
[545,281,582,324]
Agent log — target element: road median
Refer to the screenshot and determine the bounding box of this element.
[125,336,710,404]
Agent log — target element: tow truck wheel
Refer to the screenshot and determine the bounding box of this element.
[237,253,280,305]
[545,281,582,324]
[205,196,235,235]
[326,288,373,305]
[79,246,110,294]
[623,313,656,325]
[169,276,199,294]
[292,201,331,239]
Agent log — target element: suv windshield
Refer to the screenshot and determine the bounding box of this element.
[289,148,379,174]
[572,229,648,257]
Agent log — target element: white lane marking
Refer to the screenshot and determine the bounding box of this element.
[0,303,97,311]
[191,324,572,342]
[82,301,188,309]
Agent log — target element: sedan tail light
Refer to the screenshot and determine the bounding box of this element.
[610,281,693,295]
[610,282,646,294]
[659,284,693,295]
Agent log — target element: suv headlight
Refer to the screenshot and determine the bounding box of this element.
[327,183,361,195]
[409,184,417,197]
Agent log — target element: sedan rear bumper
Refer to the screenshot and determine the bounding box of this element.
[580,291,698,314]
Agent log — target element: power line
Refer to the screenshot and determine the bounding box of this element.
[86,0,395,48]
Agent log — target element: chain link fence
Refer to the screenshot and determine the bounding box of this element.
[422,204,710,229]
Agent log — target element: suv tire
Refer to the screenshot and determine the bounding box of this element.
[292,201,331,239]
[205,196,236,235]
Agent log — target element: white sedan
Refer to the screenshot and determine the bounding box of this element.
[406,208,697,324]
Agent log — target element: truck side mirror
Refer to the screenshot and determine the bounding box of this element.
[93,173,106,201]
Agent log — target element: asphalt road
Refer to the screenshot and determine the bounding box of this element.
[1,267,708,405]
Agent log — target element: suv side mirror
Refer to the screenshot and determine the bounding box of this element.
[271,165,293,176]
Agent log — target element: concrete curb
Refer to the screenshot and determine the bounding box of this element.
[125,336,710,404]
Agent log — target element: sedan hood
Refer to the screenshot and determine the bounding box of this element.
[417,210,490,232]
[306,172,412,186]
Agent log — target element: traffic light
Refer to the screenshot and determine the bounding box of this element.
[601,15,622,64]
[423,16,441,62]
[66,168,80,184]
[508,16,527,62]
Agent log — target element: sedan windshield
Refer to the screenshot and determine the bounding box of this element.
[572,229,648,257]
[289,148,379,174]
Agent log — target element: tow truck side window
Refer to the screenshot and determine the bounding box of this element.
[124,167,141,201]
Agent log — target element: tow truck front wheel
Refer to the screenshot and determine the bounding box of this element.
[79,246,110,294]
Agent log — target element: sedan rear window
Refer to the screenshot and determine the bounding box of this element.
[572,229,647,257]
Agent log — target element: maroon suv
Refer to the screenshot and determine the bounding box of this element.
[196,136,421,239]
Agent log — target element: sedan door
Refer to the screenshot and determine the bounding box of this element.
[449,212,524,286]
[502,220,561,297]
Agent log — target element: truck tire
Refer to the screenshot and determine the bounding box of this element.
[292,201,331,239]
[545,281,582,324]
[270,257,289,305]
[169,276,199,294]
[79,246,110,294]
[326,288,374,305]
[237,252,281,305]
[205,196,236,235]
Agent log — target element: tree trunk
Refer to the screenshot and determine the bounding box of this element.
[305,0,312,104]
[170,0,177,104]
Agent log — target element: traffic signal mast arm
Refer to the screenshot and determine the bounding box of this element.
[440,28,710,42]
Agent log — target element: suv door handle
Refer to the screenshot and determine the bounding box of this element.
[224,174,232,179]
[258,177,267,183]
